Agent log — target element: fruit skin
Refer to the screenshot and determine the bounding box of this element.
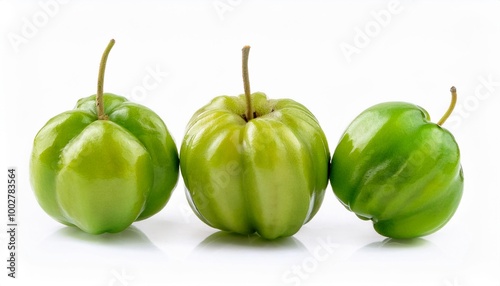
[180,92,330,240]
[330,102,464,239]
[30,93,179,234]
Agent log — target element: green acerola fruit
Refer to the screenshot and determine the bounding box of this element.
[30,40,179,234]
[180,46,330,240]
[330,87,464,239]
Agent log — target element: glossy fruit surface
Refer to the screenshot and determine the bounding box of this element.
[180,46,330,239]
[30,40,179,234]
[330,90,463,239]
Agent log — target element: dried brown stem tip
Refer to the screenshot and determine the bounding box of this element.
[437,86,457,126]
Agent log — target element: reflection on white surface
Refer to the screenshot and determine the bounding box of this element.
[1,0,499,285]
[188,232,308,286]
[26,226,167,286]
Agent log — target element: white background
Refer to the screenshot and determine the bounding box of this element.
[1,0,499,285]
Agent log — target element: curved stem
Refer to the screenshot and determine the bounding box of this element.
[242,45,253,121]
[437,86,457,126]
[96,39,115,120]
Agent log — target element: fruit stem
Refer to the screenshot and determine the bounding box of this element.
[437,86,457,126]
[96,39,115,120]
[242,45,253,121]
